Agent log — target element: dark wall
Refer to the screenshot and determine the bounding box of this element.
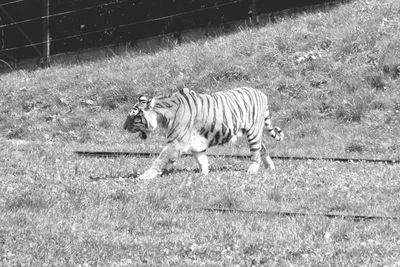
[0,0,338,61]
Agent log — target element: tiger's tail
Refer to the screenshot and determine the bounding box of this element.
[264,109,284,141]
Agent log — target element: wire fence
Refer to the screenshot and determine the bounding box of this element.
[0,0,243,53]
[0,0,251,64]
[0,0,345,68]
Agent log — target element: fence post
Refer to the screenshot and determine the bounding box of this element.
[249,0,259,25]
[42,0,50,68]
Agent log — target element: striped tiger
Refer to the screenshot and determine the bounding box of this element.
[123,87,284,180]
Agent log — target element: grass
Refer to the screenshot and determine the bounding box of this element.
[1,142,400,265]
[1,0,400,265]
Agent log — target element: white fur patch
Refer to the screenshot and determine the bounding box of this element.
[230,130,243,143]
[187,132,209,153]
[143,111,159,131]
[231,135,238,143]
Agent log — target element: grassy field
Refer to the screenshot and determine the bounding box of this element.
[1,142,400,266]
[1,0,400,265]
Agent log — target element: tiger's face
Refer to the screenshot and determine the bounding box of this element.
[123,96,157,140]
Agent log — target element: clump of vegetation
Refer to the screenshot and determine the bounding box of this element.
[345,141,365,153]
[210,192,242,210]
[335,98,366,123]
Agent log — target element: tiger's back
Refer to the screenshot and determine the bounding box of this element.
[169,87,269,150]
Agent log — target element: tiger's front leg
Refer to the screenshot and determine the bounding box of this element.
[193,151,209,175]
[138,143,182,180]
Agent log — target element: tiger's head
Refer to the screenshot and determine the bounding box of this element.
[123,95,157,140]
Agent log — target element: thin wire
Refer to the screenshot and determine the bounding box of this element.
[0,0,244,53]
[0,39,44,52]
[0,58,13,70]
[0,0,26,8]
[0,0,137,30]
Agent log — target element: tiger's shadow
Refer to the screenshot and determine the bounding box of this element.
[161,165,244,176]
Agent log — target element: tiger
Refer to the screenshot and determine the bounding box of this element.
[123,87,284,180]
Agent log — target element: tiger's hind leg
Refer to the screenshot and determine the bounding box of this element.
[246,132,262,174]
[260,143,275,170]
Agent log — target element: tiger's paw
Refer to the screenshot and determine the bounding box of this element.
[138,169,159,180]
[247,163,260,174]
[200,167,209,176]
